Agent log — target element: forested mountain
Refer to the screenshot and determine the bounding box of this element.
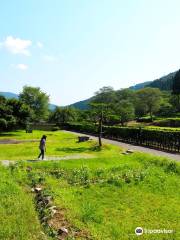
[130,70,177,91]
[1,69,179,110]
[129,81,152,90]
[70,70,178,109]
[147,71,177,90]
[0,92,19,99]
[68,98,91,110]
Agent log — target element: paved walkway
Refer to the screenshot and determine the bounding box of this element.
[1,154,93,167]
[65,130,180,162]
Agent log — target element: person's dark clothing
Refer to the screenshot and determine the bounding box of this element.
[38,149,45,160]
[38,136,46,160]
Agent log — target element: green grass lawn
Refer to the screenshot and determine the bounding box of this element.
[0,130,122,160]
[25,154,180,240]
[0,130,179,239]
[0,165,46,240]
[145,126,180,131]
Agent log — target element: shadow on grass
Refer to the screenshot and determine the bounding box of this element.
[0,133,18,137]
[26,160,41,162]
[56,145,102,153]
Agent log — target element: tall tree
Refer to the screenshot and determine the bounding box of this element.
[0,97,31,130]
[136,88,162,121]
[90,86,115,147]
[114,100,135,126]
[19,86,49,121]
[7,99,31,126]
[172,69,180,111]
[50,107,76,125]
[115,88,135,104]
[93,86,116,104]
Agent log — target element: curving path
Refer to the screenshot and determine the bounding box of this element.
[64,130,180,162]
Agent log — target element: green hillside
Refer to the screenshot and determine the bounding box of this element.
[69,98,91,110]
[147,71,177,90]
[129,81,152,90]
[130,70,177,91]
[0,92,19,99]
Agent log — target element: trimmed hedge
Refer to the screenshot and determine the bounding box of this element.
[27,123,57,131]
[64,122,98,134]
[64,122,180,152]
[153,118,180,127]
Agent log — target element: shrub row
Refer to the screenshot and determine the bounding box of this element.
[64,122,180,152]
[0,117,17,131]
[153,118,180,127]
[27,123,57,131]
[64,122,98,134]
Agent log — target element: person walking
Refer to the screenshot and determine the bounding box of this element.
[38,135,47,160]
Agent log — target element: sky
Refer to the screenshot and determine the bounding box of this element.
[1,0,180,106]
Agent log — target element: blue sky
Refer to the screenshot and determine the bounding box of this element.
[1,0,180,105]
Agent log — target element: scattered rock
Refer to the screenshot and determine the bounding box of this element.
[35,187,42,192]
[37,201,44,208]
[48,206,57,210]
[78,136,90,142]
[44,195,53,202]
[32,184,89,239]
[50,209,57,217]
[41,216,49,223]
[126,149,134,153]
[122,152,129,155]
[44,196,53,205]
[58,227,68,235]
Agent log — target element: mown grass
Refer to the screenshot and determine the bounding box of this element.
[0,130,122,160]
[0,165,46,240]
[0,130,180,239]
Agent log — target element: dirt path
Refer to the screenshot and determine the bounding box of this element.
[64,130,180,162]
[0,139,39,144]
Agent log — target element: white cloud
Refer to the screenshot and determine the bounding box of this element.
[16,64,28,70]
[1,36,32,56]
[43,55,57,62]
[37,41,43,49]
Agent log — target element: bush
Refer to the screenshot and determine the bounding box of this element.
[64,122,98,134]
[52,126,60,131]
[153,118,180,127]
[7,116,17,130]
[0,116,17,131]
[0,118,7,131]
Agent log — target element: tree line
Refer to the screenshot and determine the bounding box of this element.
[1,69,180,132]
[0,86,49,131]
